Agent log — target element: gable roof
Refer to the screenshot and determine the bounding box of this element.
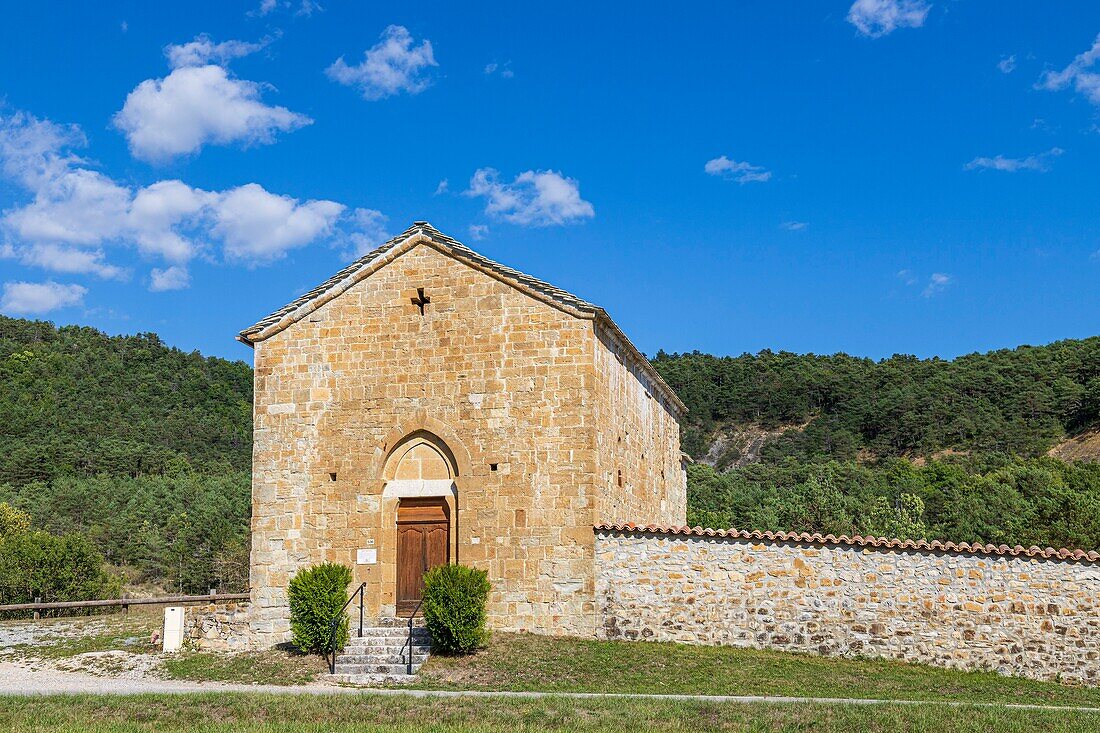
[237,221,686,416]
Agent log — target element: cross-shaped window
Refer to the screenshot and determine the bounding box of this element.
[411,287,431,315]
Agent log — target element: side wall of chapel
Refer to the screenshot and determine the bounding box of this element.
[591,326,687,528]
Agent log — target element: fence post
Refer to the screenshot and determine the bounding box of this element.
[122,593,129,615]
[33,596,40,621]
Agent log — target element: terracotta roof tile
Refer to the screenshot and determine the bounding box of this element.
[594,522,1100,563]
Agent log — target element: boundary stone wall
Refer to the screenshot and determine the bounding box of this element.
[595,527,1100,682]
[185,601,254,652]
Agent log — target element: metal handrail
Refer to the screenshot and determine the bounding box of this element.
[403,597,424,675]
[327,582,367,674]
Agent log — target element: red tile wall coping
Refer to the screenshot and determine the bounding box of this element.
[593,522,1100,563]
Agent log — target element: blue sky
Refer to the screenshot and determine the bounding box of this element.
[0,1,1099,363]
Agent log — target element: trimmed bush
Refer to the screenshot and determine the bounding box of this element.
[287,563,353,654]
[421,563,490,654]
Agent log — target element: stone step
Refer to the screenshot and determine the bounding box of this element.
[340,645,431,657]
[344,637,430,647]
[325,672,418,686]
[333,662,425,676]
[336,652,430,665]
[368,616,426,628]
[342,639,432,649]
[348,627,431,639]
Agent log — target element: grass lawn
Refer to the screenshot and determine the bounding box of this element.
[0,692,1098,732]
[415,632,1100,708]
[160,647,326,685]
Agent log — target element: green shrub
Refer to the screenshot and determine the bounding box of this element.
[287,563,353,654]
[421,564,490,654]
[0,529,121,613]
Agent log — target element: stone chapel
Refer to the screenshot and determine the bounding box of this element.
[238,221,688,644]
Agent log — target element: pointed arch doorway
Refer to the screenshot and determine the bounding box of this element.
[381,430,460,616]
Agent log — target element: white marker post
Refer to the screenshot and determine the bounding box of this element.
[162,606,184,653]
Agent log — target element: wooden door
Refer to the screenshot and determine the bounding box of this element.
[396,499,449,615]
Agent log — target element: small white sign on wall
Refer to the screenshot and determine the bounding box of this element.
[357,548,377,565]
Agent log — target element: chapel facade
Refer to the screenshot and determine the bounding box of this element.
[238,222,687,644]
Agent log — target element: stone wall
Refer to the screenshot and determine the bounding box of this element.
[595,527,1100,682]
[184,601,254,652]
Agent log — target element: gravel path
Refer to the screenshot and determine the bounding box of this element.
[3,660,1100,714]
[0,660,347,696]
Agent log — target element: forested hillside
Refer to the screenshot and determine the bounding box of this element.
[3,315,1100,604]
[652,340,1100,466]
[654,342,1100,548]
[0,316,253,596]
[0,315,252,485]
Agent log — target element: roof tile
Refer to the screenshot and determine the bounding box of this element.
[594,522,1100,563]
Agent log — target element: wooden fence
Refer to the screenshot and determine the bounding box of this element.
[0,592,249,620]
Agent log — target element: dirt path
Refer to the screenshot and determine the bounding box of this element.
[0,660,345,695]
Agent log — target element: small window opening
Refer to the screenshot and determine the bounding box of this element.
[411,287,431,315]
[617,469,623,488]
[328,472,337,482]
[489,463,499,472]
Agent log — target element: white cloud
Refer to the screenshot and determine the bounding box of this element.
[998,55,1017,74]
[326,25,437,100]
[434,179,449,195]
[704,156,772,183]
[165,34,268,69]
[149,265,190,291]
[965,148,1063,173]
[0,111,86,189]
[127,180,215,262]
[922,272,951,298]
[4,168,132,246]
[114,64,311,163]
[847,0,930,38]
[468,224,489,240]
[17,244,125,280]
[1,281,86,315]
[340,207,390,258]
[0,110,378,279]
[1038,33,1100,106]
[211,183,345,264]
[254,0,318,16]
[465,168,595,227]
[484,61,513,78]
[780,221,808,231]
